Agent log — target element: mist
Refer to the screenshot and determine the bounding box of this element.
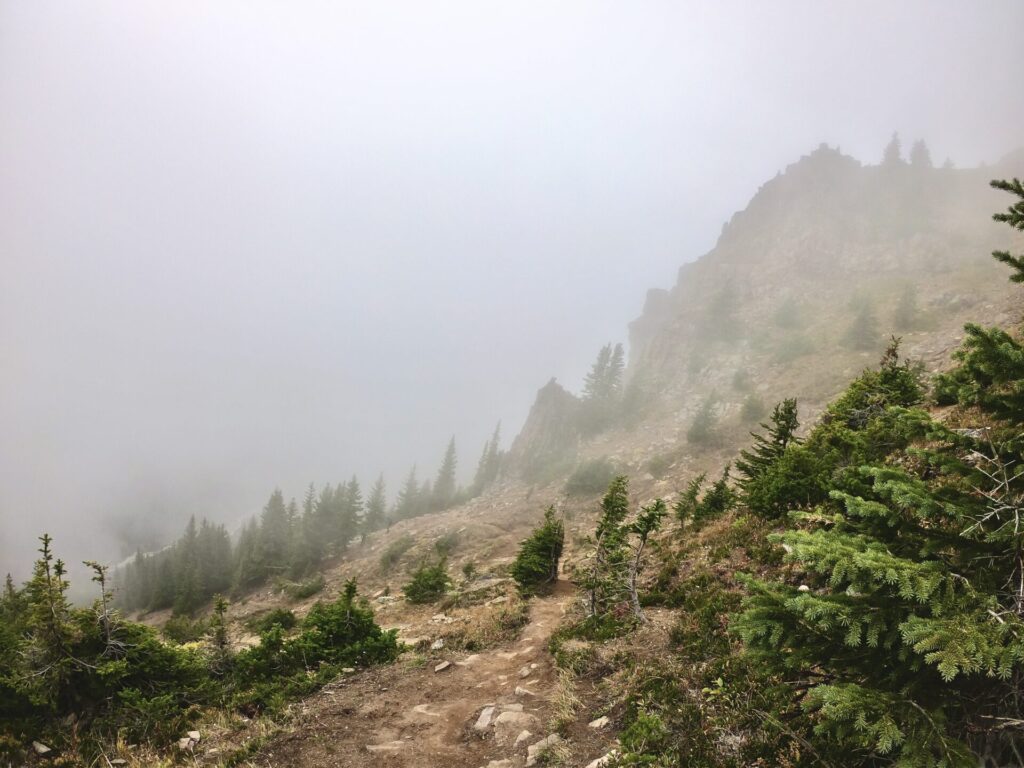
[2,0,1022,579]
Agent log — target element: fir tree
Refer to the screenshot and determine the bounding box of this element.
[626,499,667,622]
[737,178,1024,766]
[736,399,799,481]
[686,394,719,445]
[989,177,1024,282]
[393,466,420,521]
[470,423,503,496]
[582,476,633,619]
[362,474,387,537]
[843,299,880,351]
[881,131,903,166]
[511,506,565,596]
[580,343,625,434]
[432,437,458,511]
[909,138,932,168]
[892,284,920,331]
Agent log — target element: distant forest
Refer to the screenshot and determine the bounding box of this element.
[114,425,503,615]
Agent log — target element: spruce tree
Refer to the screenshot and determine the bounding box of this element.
[909,139,932,168]
[362,474,387,537]
[511,506,565,596]
[736,178,1024,766]
[989,177,1024,282]
[882,131,903,166]
[432,437,457,511]
[393,466,420,520]
[626,499,667,622]
[470,423,503,496]
[844,299,881,351]
[735,399,799,485]
[581,476,632,619]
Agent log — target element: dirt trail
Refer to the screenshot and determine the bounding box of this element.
[246,580,575,768]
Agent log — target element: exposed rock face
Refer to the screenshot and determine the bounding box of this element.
[506,378,581,482]
[628,145,1024,395]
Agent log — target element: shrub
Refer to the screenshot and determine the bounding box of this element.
[511,507,565,596]
[246,608,297,634]
[686,396,719,446]
[162,615,208,644]
[403,560,451,604]
[565,458,617,496]
[434,530,459,558]
[379,534,415,573]
[283,575,324,600]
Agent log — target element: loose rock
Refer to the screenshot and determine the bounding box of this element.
[526,734,563,767]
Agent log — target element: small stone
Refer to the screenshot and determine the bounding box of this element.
[431,638,445,650]
[514,729,533,746]
[342,667,356,673]
[177,738,193,751]
[588,715,610,729]
[482,761,513,768]
[515,686,535,697]
[109,760,128,766]
[474,705,496,731]
[32,741,52,756]
[431,613,447,621]
[434,661,452,673]
[798,584,811,592]
[187,731,201,742]
[517,664,532,678]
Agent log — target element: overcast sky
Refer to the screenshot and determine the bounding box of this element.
[2,1,1022,578]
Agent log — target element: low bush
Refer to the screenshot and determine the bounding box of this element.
[403,560,451,604]
[565,458,617,496]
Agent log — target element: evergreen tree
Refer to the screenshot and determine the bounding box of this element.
[233,518,262,593]
[393,466,420,521]
[470,423,503,496]
[686,394,719,445]
[362,474,387,537]
[173,516,202,615]
[580,343,626,434]
[257,489,290,581]
[24,534,74,708]
[892,284,920,331]
[511,506,565,596]
[844,299,880,351]
[735,399,799,500]
[909,138,932,168]
[582,476,633,619]
[989,178,1024,282]
[737,178,1024,766]
[881,131,903,166]
[432,437,458,511]
[626,499,667,622]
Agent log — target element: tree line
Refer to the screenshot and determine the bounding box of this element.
[114,426,505,615]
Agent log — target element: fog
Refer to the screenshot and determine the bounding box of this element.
[2,1,1022,578]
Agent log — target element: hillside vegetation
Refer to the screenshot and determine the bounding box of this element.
[2,147,1023,766]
